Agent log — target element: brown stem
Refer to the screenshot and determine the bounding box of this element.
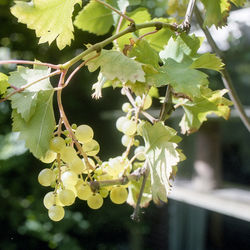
[95,0,134,23]
[56,72,94,171]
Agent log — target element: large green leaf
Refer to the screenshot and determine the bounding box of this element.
[147,57,209,98]
[0,72,9,95]
[141,18,176,52]
[8,66,53,122]
[178,88,233,134]
[201,0,231,28]
[159,34,203,63]
[191,53,224,72]
[128,39,160,68]
[86,50,145,83]
[142,122,182,203]
[12,90,56,159]
[11,0,81,50]
[74,0,113,35]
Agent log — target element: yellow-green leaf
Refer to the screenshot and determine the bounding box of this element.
[11,0,81,50]
[0,72,9,95]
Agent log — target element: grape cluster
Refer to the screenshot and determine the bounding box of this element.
[38,124,129,221]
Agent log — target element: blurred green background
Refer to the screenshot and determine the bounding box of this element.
[0,1,250,250]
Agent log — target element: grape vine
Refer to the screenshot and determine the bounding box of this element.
[0,0,247,222]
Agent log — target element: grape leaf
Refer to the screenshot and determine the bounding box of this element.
[191,53,224,72]
[159,34,203,63]
[85,49,145,83]
[12,90,56,159]
[230,0,246,6]
[11,0,81,50]
[128,39,160,68]
[116,7,151,49]
[74,1,113,36]
[0,72,9,95]
[201,0,231,28]
[178,88,233,134]
[147,57,209,98]
[8,66,53,122]
[141,18,176,52]
[142,122,182,203]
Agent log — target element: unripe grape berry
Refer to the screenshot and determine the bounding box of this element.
[110,186,128,204]
[122,102,132,113]
[69,157,85,174]
[99,188,109,198]
[87,193,103,209]
[49,137,66,153]
[58,189,75,206]
[121,135,132,147]
[82,139,100,156]
[48,205,65,222]
[134,146,146,161]
[43,191,56,209]
[38,168,55,187]
[61,171,78,186]
[76,183,92,200]
[40,150,57,163]
[122,120,137,136]
[116,116,128,132]
[75,125,94,143]
[60,146,77,163]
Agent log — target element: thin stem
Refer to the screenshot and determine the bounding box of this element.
[194,6,250,132]
[0,60,60,70]
[183,0,197,28]
[95,0,134,23]
[159,86,174,122]
[123,87,157,123]
[62,21,179,69]
[131,164,149,221]
[0,69,61,103]
[56,72,95,171]
[138,30,159,40]
[64,53,100,88]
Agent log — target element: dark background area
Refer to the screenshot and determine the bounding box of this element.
[0,1,250,249]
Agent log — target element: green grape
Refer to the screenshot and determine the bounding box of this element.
[38,168,55,187]
[87,193,103,209]
[76,183,92,200]
[43,192,56,209]
[65,137,72,144]
[143,95,152,110]
[99,188,109,198]
[60,146,77,163]
[121,134,132,147]
[49,137,66,153]
[61,170,78,186]
[134,146,146,161]
[94,168,103,176]
[40,150,57,163]
[69,157,85,174]
[116,116,128,132]
[82,139,100,156]
[58,189,75,206]
[71,123,77,130]
[107,157,131,177]
[122,102,132,113]
[48,205,65,222]
[44,192,63,209]
[134,139,140,147]
[75,124,94,143]
[122,120,137,136]
[65,184,77,196]
[110,186,128,204]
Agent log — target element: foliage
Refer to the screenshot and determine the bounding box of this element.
[0,0,245,227]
